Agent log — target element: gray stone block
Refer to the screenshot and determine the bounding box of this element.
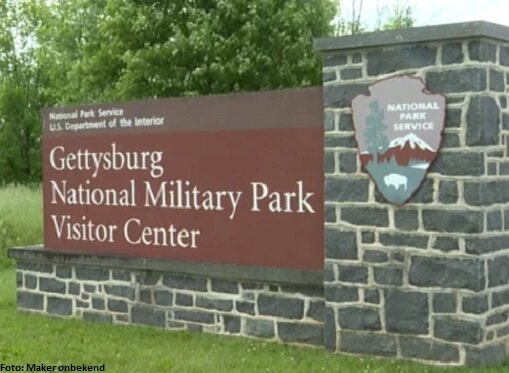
[465,181,509,206]
[111,270,131,282]
[422,209,482,233]
[75,266,109,281]
[107,299,128,313]
[323,71,336,82]
[325,229,357,260]
[196,296,233,312]
[68,282,80,296]
[442,133,460,148]
[462,294,489,314]
[468,40,496,62]
[487,310,508,326]
[104,285,135,301]
[92,298,105,311]
[18,261,53,274]
[163,274,207,292]
[324,84,369,108]
[24,274,37,290]
[83,284,95,293]
[278,322,323,346]
[379,233,428,248]
[174,294,192,308]
[338,113,353,131]
[244,319,274,338]
[385,290,428,335]
[236,301,255,315]
[502,96,508,109]
[140,289,152,304]
[409,256,485,291]
[487,211,503,231]
[17,291,43,310]
[488,256,509,287]
[324,53,347,67]
[258,294,304,319]
[438,181,458,204]
[223,315,241,334]
[324,111,335,131]
[56,266,72,279]
[363,250,388,263]
[503,113,509,130]
[47,297,72,316]
[361,231,375,244]
[465,235,509,254]
[466,96,500,146]
[338,265,368,284]
[83,312,112,324]
[307,300,324,322]
[352,53,362,63]
[366,45,436,76]
[324,285,358,302]
[16,271,22,287]
[430,152,484,176]
[210,279,239,294]
[341,207,388,227]
[39,278,66,294]
[433,293,456,313]
[324,151,335,173]
[339,152,357,173]
[324,262,335,282]
[364,289,380,304]
[373,267,403,286]
[492,289,509,308]
[490,69,505,92]
[434,317,483,344]
[394,210,418,231]
[427,68,486,93]
[501,45,509,66]
[174,310,214,324]
[340,331,397,357]
[399,336,460,363]
[338,307,381,331]
[442,42,463,64]
[325,205,336,223]
[154,290,173,306]
[131,305,166,327]
[325,135,356,148]
[446,109,461,128]
[326,177,369,202]
[135,272,161,286]
[340,68,362,80]
[465,344,507,367]
[324,306,336,351]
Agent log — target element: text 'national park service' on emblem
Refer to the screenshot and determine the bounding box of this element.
[352,75,446,205]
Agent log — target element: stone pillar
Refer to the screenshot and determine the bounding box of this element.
[316,21,509,366]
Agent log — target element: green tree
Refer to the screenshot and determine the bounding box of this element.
[0,0,47,183]
[382,1,415,30]
[32,0,335,104]
[364,101,388,164]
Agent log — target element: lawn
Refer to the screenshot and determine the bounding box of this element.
[0,185,508,372]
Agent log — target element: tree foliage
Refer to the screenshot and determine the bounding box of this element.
[32,0,335,104]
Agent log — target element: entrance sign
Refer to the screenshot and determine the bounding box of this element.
[352,75,446,205]
[43,88,323,270]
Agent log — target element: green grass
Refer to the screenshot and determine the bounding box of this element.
[0,267,506,372]
[0,184,42,266]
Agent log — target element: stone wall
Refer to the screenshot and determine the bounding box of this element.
[11,249,323,347]
[316,21,509,366]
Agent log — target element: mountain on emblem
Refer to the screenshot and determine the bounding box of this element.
[352,75,446,205]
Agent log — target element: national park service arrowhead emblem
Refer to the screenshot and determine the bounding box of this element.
[352,75,446,205]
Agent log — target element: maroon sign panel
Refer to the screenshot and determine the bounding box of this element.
[43,88,324,270]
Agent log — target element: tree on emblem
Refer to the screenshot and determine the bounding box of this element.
[364,100,388,164]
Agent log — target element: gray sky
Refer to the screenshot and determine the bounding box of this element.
[342,0,509,29]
